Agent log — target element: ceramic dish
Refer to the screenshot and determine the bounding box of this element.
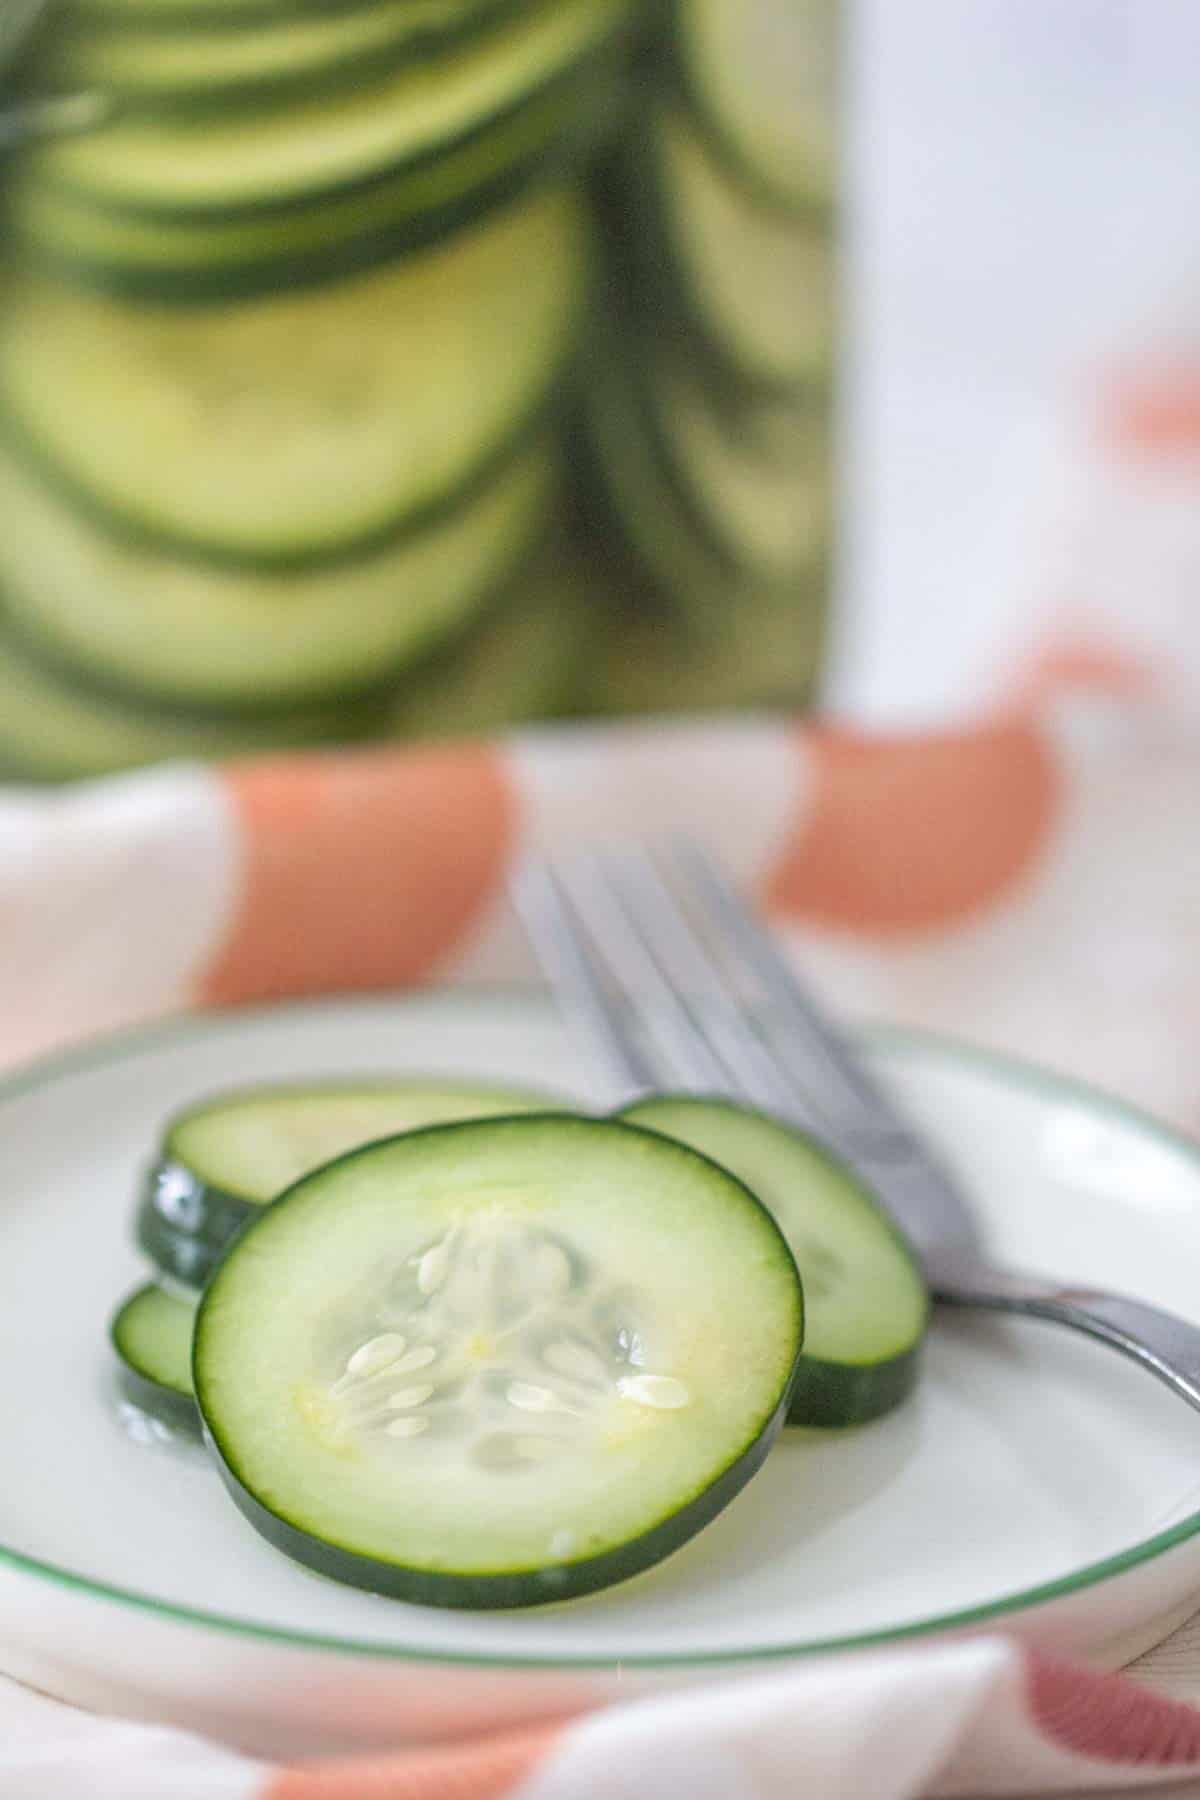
[2,990,1200,1754]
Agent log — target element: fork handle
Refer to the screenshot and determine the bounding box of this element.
[929,1252,1200,1415]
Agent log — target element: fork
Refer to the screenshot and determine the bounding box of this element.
[512,840,1200,1416]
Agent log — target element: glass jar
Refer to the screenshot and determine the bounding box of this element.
[0,0,833,779]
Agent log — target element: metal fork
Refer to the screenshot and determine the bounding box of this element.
[512,840,1200,1416]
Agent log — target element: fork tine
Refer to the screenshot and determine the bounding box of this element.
[606,847,824,1123]
[672,842,895,1108]
[508,858,657,1101]
[554,853,731,1095]
[671,840,909,1148]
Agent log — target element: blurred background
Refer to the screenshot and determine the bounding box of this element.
[838,0,1200,727]
[6,0,1200,763]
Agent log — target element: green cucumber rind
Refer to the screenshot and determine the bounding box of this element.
[110,1283,202,1432]
[667,0,837,226]
[620,1095,928,1429]
[7,71,621,307]
[116,1362,202,1432]
[672,74,834,223]
[136,1212,222,1289]
[0,615,383,779]
[74,0,493,27]
[0,428,555,713]
[54,0,535,116]
[194,1113,804,1607]
[163,1076,562,1199]
[205,1379,792,1606]
[137,1077,565,1286]
[387,525,589,737]
[32,1,637,222]
[786,1341,924,1431]
[138,1163,251,1266]
[0,331,568,577]
[609,113,832,413]
[0,390,558,578]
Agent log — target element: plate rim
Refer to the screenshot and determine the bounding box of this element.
[4,986,1200,1670]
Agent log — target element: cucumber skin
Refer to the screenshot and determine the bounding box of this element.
[788,1342,924,1430]
[203,1373,794,1609]
[136,1210,223,1290]
[37,12,637,224]
[604,118,831,416]
[0,372,562,580]
[136,1161,251,1290]
[58,0,535,118]
[137,1080,567,1287]
[12,60,622,307]
[77,0,488,28]
[620,1096,929,1431]
[110,1284,202,1433]
[115,1361,202,1435]
[667,56,834,224]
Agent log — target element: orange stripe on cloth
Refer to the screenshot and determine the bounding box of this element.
[765,720,1060,936]
[1004,632,1157,710]
[1098,359,1200,456]
[265,1722,562,1800]
[197,746,515,1006]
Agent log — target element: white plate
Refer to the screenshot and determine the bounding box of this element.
[4,990,1200,1755]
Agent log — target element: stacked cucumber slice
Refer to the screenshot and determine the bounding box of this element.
[0,0,630,774]
[0,0,833,775]
[109,1068,926,1607]
[572,0,834,711]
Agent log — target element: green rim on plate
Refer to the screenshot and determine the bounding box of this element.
[2,989,1199,1667]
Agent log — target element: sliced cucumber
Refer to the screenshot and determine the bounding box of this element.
[194,1115,803,1606]
[53,0,526,111]
[6,59,618,304]
[678,0,836,216]
[0,622,381,780]
[77,0,487,22]
[647,349,827,582]
[389,529,587,737]
[111,1282,199,1432]
[32,0,632,218]
[577,316,827,619]
[622,1098,928,1427]
[655,104,832,391]
[0,433,553,711]
[0,185,584,566]
[139,1078,556,1287]
[577,324,737,613]
[580,576,826,717]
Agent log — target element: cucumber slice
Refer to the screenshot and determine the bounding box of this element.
[678,0,836,216]
[53,0,526,110]
[647,350,827,582]
[0,433,553,711]
[577,326,737,613]
[0,622,381,780]
[32,0,632,218]
[0,185,585,566]
[389,530,587,737]
[577,318,827,619]
[6,58,618,304]
[194,1115,803,1606]
[139,1078,556,1287]
[78,0,488,22]
[655,104,832,391]
[622,1098,928,1427]
[581,578,826,717]
[111,1282,200,1432]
